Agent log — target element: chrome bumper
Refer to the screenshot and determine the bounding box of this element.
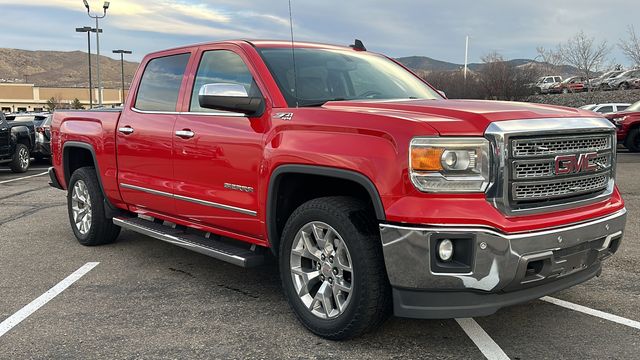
[380,209,626,293]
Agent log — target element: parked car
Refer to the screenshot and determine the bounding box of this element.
[531,75,563,94]
[49,40,626,340]
[605,100,640,152]
[588,70,624,90]
[0,112,35,172]
[607,69,640,90]
[550,76,586,93]
[580,103,630,114]
[34,114,52,161]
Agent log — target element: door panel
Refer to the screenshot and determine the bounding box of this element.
[116,111,177,213]
[116,51,191,215]
[173,48,266,238]
[173,114,264,237]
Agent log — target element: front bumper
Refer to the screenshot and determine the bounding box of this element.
[380,208,626,318]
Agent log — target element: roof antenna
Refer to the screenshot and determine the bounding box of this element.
[288,0,299,107]
[350,39,367,51]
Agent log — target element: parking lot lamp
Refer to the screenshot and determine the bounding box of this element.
[75,26,94,109]
[112,50,132,105]
[84,1,110,107]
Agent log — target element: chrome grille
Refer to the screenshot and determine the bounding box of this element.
[507,131,614,210]
[513,174,609,201]
[514,154,610,179]
[512,134,611,157]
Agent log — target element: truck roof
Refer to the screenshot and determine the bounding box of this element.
[145,40,360,58]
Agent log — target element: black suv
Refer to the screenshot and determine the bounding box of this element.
[0,113,35,173]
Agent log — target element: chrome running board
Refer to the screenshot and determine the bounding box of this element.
[113,216,265,268]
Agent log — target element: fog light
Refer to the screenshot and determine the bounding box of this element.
[438,239,454,261]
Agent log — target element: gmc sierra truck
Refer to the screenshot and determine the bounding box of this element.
[1,112,34,173]
[49,40,627,340]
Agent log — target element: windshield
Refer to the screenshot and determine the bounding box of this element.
[258,47,441,106]
[627,100,640,112]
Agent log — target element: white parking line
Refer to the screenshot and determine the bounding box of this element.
[0,262,99,338]
[0,171,48,184]
[542,296,640,330]
[456,318,510,360]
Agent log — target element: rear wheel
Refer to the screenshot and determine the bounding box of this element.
[279,196,391,340]
[620,82,630,90]
[625,127,640,152]
[67,167,120,246]
[9,144,30,173]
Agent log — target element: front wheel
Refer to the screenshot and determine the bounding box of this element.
[279,196,391,340]
[67,167,121,246]
[625,128,640,152]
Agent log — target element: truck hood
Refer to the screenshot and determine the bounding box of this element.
[322,99,596,136]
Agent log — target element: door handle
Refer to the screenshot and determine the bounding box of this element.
[118,126,134,134]
[175,129,195,139]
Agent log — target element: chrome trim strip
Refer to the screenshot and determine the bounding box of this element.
[120,183,257,216]
[131,107,246,117]
[380,208,627,240]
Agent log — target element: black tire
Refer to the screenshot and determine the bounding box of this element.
[625,127,640,152]
[67,167,120,246]
[9,143,30,173]
[620,82,629,90]
[279,196,391,340]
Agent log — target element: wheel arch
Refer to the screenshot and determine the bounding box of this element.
[62,141,119,216]
[266,164,386,255]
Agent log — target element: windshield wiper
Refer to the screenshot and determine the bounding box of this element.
[298,98,348,107]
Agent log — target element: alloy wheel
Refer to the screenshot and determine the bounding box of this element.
[290,221,354,319]
[19,147,29,170]
[71,180,92,235]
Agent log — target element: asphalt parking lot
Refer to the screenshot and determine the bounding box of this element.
[0,155,639,360]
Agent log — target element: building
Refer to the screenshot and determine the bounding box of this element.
[0,83,128,113]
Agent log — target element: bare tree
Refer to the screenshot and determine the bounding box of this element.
[45,97,62,112]
[619,25,640,67]
[478,51,538,100]
[535,46,563,75]
[557,30,610,91]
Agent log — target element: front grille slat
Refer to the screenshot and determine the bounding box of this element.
[513,173,609,201]
[514,154,610,179]
[507,132,613,210]
[512,135,611,158]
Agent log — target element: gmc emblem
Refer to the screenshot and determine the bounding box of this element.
[554,152,598,175]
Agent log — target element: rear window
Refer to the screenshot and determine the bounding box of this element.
[134,53,190,112]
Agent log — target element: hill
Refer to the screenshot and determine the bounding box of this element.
[396,56,581,77]
[0,48,139,88]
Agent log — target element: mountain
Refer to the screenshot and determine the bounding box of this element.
[0,48,139,88]
[396,56,581,76]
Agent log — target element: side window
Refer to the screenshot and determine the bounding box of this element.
[190,50,258,112]
[617,105,629,111]
[596,106,613,113]
[134,53,190,112]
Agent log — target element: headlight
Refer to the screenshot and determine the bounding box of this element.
[612,117,625,125]
[410,137,491,192]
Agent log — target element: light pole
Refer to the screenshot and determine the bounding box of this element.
[112,50,132,105]
[76,26,96,108]
[83,0,110,107]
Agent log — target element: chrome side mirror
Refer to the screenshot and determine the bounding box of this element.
[198,83,263,115]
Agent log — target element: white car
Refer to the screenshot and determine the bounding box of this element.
[531,76,563,94]
[580,103,631,114]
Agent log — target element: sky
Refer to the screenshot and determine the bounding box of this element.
[0,0,637,66]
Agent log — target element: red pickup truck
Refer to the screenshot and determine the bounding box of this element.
[49,40,626,339]
[605,100,640,152]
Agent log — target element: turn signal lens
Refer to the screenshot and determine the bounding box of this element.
[411,147,444,171]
